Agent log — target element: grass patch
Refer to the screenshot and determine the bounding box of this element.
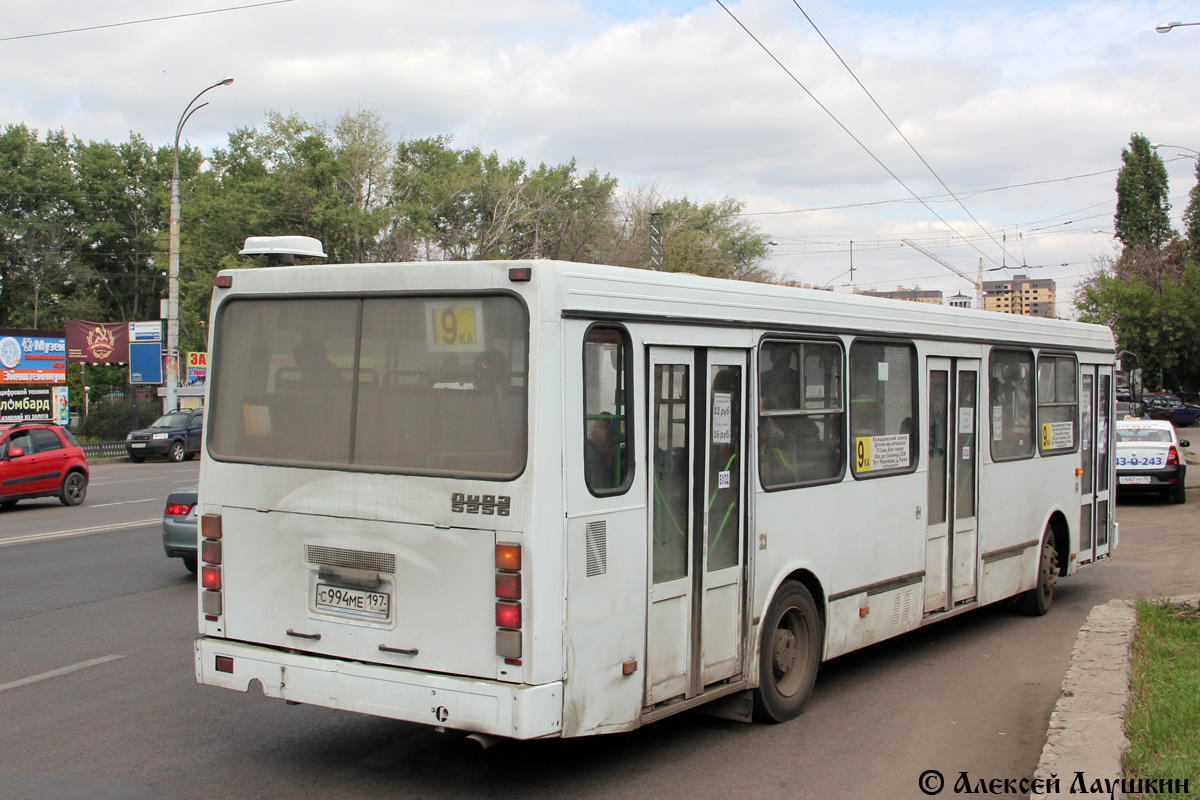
[1123,598,1200,795]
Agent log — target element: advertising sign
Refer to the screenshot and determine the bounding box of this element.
[186,352,207,385]
[0,329,67,385]
[65,320,130,364]
[0,385,69,424]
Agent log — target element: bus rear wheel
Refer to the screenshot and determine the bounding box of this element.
[1017,528,1058,616]
[753,580,822,723]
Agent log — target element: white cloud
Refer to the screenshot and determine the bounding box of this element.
[3,0,1199,314]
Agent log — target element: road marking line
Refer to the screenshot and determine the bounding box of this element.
[88,499,159,508]
[0,655,126,693]
[0,519,160,548]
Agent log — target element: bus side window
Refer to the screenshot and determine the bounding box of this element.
[990,349,1035,461]
[1037,354,1079,455]
[758,339,844,489]
[848,339,917,478]
[583,325,632,495]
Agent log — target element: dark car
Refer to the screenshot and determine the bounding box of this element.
[1141,393,1200,427]
[125,408,204,463]
[162,486,198,572]
[0,420,89,508]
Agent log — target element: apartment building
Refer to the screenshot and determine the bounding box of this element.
[982,274,1056,318]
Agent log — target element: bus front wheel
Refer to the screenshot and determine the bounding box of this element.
[753,580,822,723]
[1017,528,1058,616]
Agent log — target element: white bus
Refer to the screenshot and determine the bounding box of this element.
[194,253,1116,740]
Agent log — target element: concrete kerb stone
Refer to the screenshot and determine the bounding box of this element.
[1030,599,1136,799]
[1029,595,1200,799]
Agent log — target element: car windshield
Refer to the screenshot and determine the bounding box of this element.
[151,413,191,428]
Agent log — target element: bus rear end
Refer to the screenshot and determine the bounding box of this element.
[194,264,561,739]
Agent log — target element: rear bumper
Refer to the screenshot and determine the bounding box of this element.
[1116,465,1186,492]
[195,637,563,739]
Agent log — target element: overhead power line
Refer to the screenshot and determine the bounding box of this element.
[0,1,294,42]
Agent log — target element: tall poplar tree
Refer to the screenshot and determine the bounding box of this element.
[1113,133,1171,250]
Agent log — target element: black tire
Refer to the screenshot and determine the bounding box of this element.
[182,556,198,574]
[1172,485,1186,505]
[168,440,186,462]
[59,471,88,506]
[753,580,822,723]
[1017,528,1058,616]
[129,454,145,463]
[0,499,17,509]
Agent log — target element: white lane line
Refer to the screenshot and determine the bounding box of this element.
[88,498,159,508]
[0,655,126,693]
[0,518,160,548]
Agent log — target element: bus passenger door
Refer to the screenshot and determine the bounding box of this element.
[1079,367,1112,563]
[925,357,980,613]
[645,347,747,707]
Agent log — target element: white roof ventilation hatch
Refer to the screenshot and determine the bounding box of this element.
[239,236,328,266]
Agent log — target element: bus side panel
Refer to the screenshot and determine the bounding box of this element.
[559,320,647,737]
[975,458,1075,605]
[754,475,926,662]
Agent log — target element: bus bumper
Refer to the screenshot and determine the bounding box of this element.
[195,637,563,739]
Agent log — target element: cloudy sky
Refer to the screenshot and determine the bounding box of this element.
[4,0,1200,315]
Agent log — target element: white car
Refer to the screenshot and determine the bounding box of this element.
[1114,419,1189,504]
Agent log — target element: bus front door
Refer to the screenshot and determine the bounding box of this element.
[645,346,748,707]
[925,357,980,613]
[1078,367,1113,564]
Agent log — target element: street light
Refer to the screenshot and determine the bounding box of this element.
[1150,142,1200,158]
[166,77,233,413]
[1155,20,1200,33]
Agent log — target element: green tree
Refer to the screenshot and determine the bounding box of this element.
[1182,158,1200,264]
[1114,133,1172,250]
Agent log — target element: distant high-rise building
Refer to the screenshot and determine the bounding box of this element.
[982,274,1056,318]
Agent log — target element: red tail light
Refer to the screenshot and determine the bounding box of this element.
[165,503,194,516]
[1167,446,1179,466]
[496,601,521,629]
[496,571,521,599]
[201,566,222,591]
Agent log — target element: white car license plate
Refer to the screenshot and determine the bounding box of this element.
[1119,475,1151,485]
[131,442,146,448]
[315,583,390,619]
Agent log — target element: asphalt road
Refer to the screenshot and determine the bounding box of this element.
[0,459,1195,800]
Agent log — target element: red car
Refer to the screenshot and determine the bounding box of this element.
[0,420,89,508]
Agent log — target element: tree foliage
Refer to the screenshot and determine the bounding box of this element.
[1078,133,1200,395]
[0,110,777,369]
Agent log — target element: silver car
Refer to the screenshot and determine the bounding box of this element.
[162,486,198,572]
[1115,419,1189,504]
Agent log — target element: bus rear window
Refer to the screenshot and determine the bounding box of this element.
[208,294,529,478]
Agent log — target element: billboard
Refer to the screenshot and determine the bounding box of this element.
[65,320,130,364]
[0,329,67,385]
[0,385,69,424]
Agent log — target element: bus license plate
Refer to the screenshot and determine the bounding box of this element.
[1119,476,1151,485]
[315,583,390,619]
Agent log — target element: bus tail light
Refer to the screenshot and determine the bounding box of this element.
[495,543,521,570]
[496,572,520,599]
[201,566,222,591]
[495,541,523,660]
[496,601,521,629]
[201,513,224,619]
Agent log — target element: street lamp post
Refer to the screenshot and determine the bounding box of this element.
[1155,20,1200,33]
[166,77,233,413]
[1150,143,1200,158]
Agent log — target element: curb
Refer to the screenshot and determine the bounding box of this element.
[1030,599,1137,798]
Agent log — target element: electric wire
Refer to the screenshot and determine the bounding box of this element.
[715,0,1004,276]
[787,1,1018,268]
[0,1,294,42]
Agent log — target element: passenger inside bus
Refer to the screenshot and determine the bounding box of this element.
[585,414,623,489]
